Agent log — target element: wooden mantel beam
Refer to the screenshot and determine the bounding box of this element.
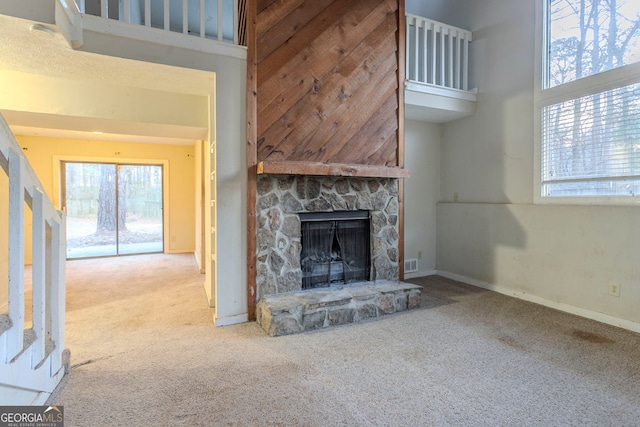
[257,161,410,178]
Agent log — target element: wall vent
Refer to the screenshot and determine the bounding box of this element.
[404,258,418,273]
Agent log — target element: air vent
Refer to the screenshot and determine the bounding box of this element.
[404,258,418,273]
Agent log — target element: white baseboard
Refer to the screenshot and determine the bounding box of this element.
[404,270,437,280]
[435,270,640,334]
[214,313,248,327]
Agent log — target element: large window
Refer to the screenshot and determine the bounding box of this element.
[539,0,640,200]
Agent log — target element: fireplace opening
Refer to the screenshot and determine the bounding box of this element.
[300,211,370,289]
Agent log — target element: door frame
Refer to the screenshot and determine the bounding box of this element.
[53,155,170,255]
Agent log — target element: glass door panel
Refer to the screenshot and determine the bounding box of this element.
[65,163,117,258]
[64,162,163,259]
[117,165,164,255]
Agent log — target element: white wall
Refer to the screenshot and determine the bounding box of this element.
[92,43,249,326]
[404,120,440,277]
[0,0,54,23]
[0,171,7,315]
[435,0,640,331]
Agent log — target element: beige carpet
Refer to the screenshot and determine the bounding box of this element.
[47,254,640,426]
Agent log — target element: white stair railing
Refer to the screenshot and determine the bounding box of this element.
[74,0,244,45]
[0,114,67,405]
[406,14,472,92]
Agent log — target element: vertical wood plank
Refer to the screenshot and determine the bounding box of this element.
[31,189,45,368]
[397,0,406,282]
[7,150,25,361]
[101,0,108,19]
[246,0,258,321]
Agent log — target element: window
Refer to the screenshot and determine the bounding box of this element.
[538,0,640,201]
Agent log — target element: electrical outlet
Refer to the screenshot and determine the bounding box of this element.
[609,283,621,297]
[453,192,459,202]
[417,251,423,260]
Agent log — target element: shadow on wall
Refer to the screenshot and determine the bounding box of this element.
[436,203,526,285]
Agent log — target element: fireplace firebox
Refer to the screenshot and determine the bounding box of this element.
[300,211,370,289]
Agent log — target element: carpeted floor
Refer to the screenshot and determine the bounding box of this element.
[47,254,640,426]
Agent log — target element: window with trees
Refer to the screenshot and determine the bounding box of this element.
[539,0,640,199]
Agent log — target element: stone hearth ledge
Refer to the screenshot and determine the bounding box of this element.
[256,281,422,336]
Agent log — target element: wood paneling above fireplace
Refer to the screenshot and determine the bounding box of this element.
[256,0,403,169]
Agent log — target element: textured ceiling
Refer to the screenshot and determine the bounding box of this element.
[0,14,214,144]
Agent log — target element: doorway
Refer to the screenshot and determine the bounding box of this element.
[62,162,164,259]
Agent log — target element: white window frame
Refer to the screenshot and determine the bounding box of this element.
[534,0,640,205]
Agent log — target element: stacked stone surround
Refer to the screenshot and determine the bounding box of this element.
[256,281,422,336]
[256,174,400,300]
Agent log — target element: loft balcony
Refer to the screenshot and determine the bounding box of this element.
[404,14,476,123]
[55,0,247,61]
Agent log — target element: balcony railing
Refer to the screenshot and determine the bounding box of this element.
[74,0,247,45]
[405,14,472,92]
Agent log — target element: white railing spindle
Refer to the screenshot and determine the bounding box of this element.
[439,25,445,86]
[49,217,66,374]
[421,19,427,83]
[413,17,419,81]
[405,15,411,81]
[164,0,170,30]
[101,0,108,19]
[123,0,130,23]
[233,0,239,44]
[448,29,453,88]
[76,0,246,46]
[31,189,46,368]
[463,33,469,91]
[7,150,25,362]
[430,21,436,85]
[455,31,461,89]
[405,14,472,92]
[217,0,223,41]
[183,0,189,34]
[145,0,151,27]
[200,0,206,38]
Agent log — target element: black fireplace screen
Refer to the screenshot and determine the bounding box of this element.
[300,211,370,289]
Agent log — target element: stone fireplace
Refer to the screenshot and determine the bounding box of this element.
[255,175,400,300]
[255,174,422,336]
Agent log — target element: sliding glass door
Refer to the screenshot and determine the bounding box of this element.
[63,162,163,259]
